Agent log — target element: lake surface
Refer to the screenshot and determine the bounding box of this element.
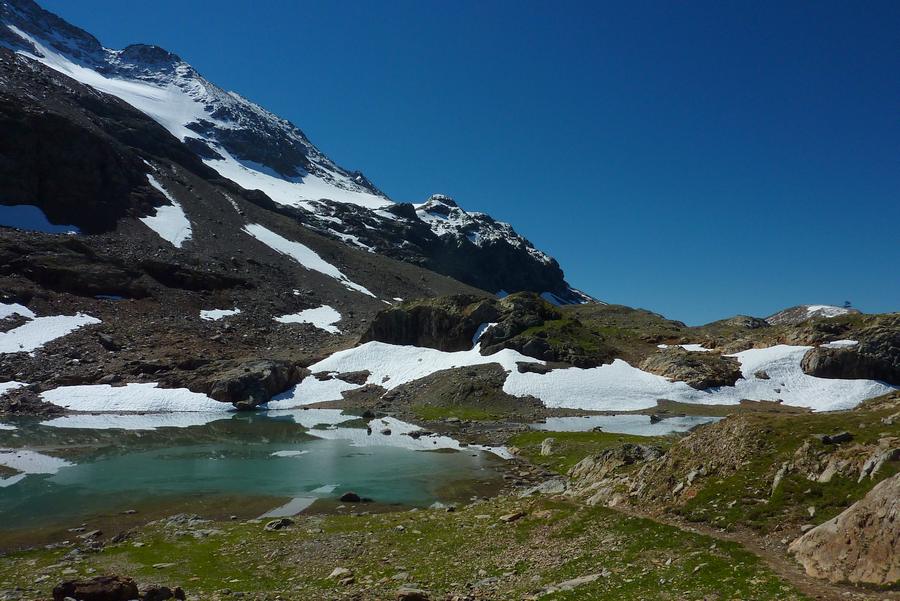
[0,410,505,534]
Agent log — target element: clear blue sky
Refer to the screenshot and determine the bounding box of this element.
[42,0,899,325]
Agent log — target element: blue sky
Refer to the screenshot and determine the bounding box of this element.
[42,0,899,324]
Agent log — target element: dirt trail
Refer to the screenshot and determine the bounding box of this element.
[615,506,900,601]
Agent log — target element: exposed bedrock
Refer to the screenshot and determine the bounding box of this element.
[789,473,900,587]
[639,347,743,389]
[801,316,900,385]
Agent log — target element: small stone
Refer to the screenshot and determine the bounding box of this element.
[499,511,526,523]
[328,567,352,580]
[339,492,361,503]
[264,518,294,531]
[396,587,430,601]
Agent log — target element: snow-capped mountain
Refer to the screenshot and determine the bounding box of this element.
[0,0,590,303]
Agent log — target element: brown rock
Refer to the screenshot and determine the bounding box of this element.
[789,473,900,586]
[52,575,139,601]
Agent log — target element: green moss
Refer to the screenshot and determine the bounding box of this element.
[411,404,497,421]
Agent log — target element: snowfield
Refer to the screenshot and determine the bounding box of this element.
[140,175,193,247]
[275,305,342,334]
[41,383,228,412]
[0,303,100,354]
[273,339,894,413]
[243,224,375,297]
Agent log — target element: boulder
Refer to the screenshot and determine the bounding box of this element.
[339,491,361,503]
[208,360,306,408]
[540,437,556,456]
[789,473,900,587]
[396,588,430,601]
[52,575,139,601]
[801,321,900,385]
[263,518,293,531]
[639,347,742,389]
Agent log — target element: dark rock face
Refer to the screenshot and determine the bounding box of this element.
[52,575,139,601]
[800,317,900,385]
[361,295,498,352]
[639,347,742,389]
[206,360,306,408]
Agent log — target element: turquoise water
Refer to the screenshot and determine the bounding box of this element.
[0,410,503,531]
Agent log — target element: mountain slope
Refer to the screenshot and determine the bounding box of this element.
[0,0,589,302]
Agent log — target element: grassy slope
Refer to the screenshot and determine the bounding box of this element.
[0,497,807,600]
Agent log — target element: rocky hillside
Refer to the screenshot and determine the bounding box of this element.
[0,0,588,303]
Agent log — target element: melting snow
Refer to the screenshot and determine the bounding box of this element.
[0,303,35,320]
[820,339,859,349]
[657,344,713,352]
[200,308,241,321]
[266,376,361,409]
[243,224,375,296]
[0,312,100,354]
[41,383,229,412]
[275,305,341,334]
[140,175,192,247]
[806,305,852,318]
[503,345,895,412]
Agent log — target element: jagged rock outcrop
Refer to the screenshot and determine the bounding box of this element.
[801,315,900,385]
[639,347,742,389]
[789,473,900,587]
[361,294,497,352]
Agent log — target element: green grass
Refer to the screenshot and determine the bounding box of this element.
[411,404,497,421]
[0,497,808,600]
[509,430,674,473]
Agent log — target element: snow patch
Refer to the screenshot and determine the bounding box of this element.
[275,305,341,334]
[266,376,361,409]
[503,345,895,412]
[243,224,375,297]
[0,313,100,354]
[41,383,229,412]
[270,450,309,458]
[200,308,241,321]
[140,175,192,247]
[0,303,35,320]
[820,340,859,349]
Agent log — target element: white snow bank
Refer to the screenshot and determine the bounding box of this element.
[0,449,73,487]
[204,149,391,211]
[0,313,100,354]
[531,415,721,436]
[275,305,341,334]
[0,303,36,320]
[140,175,192,247]
[806,305,852,318]
[0,381,26,397]
[0,422,15,431]
[308,340,539,390]
[504,345,895,412]
[657,343,713,352]
[41,383,230,412]
[200,308,241,321]
[243,224,375,297]
[821,339,859,349]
